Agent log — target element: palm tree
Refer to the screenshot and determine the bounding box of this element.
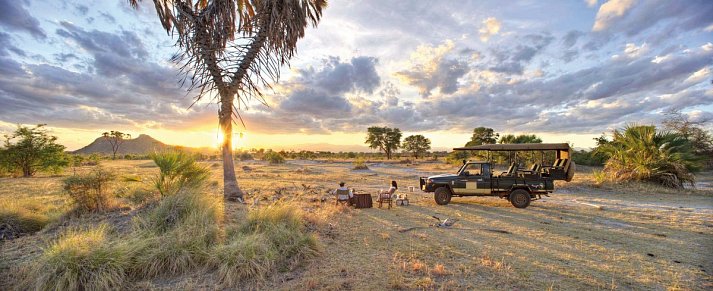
[129,0,327,202]
[596,125,701,188]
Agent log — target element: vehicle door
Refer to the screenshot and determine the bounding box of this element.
[455,163,490,195]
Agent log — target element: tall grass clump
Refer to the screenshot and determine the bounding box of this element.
[262,150,285,164]
[132,190,223,277]
[211,204,319,286]
[63,166,115,212]
[0,204,50,239]
[24,225,134,290]
[150,151,209,196]
[596,125,701,188]
[353,158,369,170]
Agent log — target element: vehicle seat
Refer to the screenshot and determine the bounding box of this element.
[500,163,516,176]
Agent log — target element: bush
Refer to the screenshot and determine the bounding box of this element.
[236,151,254,161]
[150,151,210,196]
[353,159,369,170]
[262,151,285,164]
[24,225,133,291]
[596,125,701,188]
[445,150,470,165]
[63,167,115,212]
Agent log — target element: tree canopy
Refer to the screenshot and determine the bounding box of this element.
[402,135,431,159]
[102,131,131,159]
[465,127,498,146]
[499,134,542,144]
[1,124,67,177]
[365,127,402,159]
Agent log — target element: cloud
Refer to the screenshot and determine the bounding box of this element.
[585,0,598,8]
[0,0,47,39]
[479,17,501,42]
[592,0,713,41]
[592,0,636,32]
[394,40,469,97]
[489,34,554,75]
[296,56,380,95]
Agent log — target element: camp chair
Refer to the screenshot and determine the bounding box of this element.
[378,188,395,209]
[500,162,517,177]
[335,189,351,206]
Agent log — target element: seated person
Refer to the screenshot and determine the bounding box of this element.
[334,182,352,200]
[378,180,398,200]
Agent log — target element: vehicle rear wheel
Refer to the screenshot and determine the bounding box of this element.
[509,189,531,208]
[434,187,452,205]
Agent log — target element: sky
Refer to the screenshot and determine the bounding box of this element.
[0,0,711,151]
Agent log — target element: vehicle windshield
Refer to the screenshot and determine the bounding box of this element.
[458,163,482,176]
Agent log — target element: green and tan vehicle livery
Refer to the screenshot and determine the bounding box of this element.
[419,143,575,208]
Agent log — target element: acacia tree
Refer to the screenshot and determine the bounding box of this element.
[402,135,431,159]
[365,126,402,159]
[1,124,67,177]
[102,131,131,159]
[129,0,327,202]
[465,127,498,146]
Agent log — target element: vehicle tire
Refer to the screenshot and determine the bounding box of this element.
[509,189,531,208]
[434,187,452,205]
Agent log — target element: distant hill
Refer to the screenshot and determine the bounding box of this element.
[73,134,172,155]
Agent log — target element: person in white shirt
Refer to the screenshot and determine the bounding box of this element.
[334,182,353,198]
[378,180,398,199]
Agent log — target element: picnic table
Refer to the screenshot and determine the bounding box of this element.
[351,190,372,208]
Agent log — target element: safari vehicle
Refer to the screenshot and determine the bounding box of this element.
[419,143,575,208]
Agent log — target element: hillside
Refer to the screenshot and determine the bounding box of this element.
[73,134,171,155]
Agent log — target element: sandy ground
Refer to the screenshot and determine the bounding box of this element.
[1,159,712,290]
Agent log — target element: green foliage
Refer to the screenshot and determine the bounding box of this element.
[663,109,713,168]
[25,225,133,291]
[446,150,471,165]
[150,151,210,196]
[499,134,543,144]
[596,125,701,188]
[402,135,431,159]
[236,151,254,161]
[365,126,402,159]
[0,124,67,177]
[572,149,607,166]
[465,127,499,146]
[262,150,285,164]
[63,167,116,212]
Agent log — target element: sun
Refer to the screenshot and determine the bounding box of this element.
[215,131,247,150]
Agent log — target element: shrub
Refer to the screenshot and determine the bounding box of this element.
[262,150,285,164]
[150,151,210,196]
[353,159,369,170]
[596,125,701,188]
[236,151,254,161]
[63,167,115,212]
[445,150,470,165]
[24,225,133,291]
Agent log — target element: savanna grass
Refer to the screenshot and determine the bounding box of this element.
[24,225,135,291]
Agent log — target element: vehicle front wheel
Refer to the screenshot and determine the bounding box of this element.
[509,189,531,208]
[434,187,452,205]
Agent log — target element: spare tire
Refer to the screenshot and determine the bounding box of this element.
[566,161,576,182]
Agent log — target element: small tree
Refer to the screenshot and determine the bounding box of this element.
[102,131,131,159]
[365,127,402,159]
[465,127,498,146]
[402,135,431,159]
[499,134,542,144]
[1,124,66,177]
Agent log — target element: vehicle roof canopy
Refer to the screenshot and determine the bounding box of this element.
[453,143,570,151]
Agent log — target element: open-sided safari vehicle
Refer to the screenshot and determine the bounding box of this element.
[419,143,576,208]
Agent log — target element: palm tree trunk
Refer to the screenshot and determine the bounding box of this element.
[220,92,244,202]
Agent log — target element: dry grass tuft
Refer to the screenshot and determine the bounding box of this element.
[431,263,448,276]
[21,225,134,290]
